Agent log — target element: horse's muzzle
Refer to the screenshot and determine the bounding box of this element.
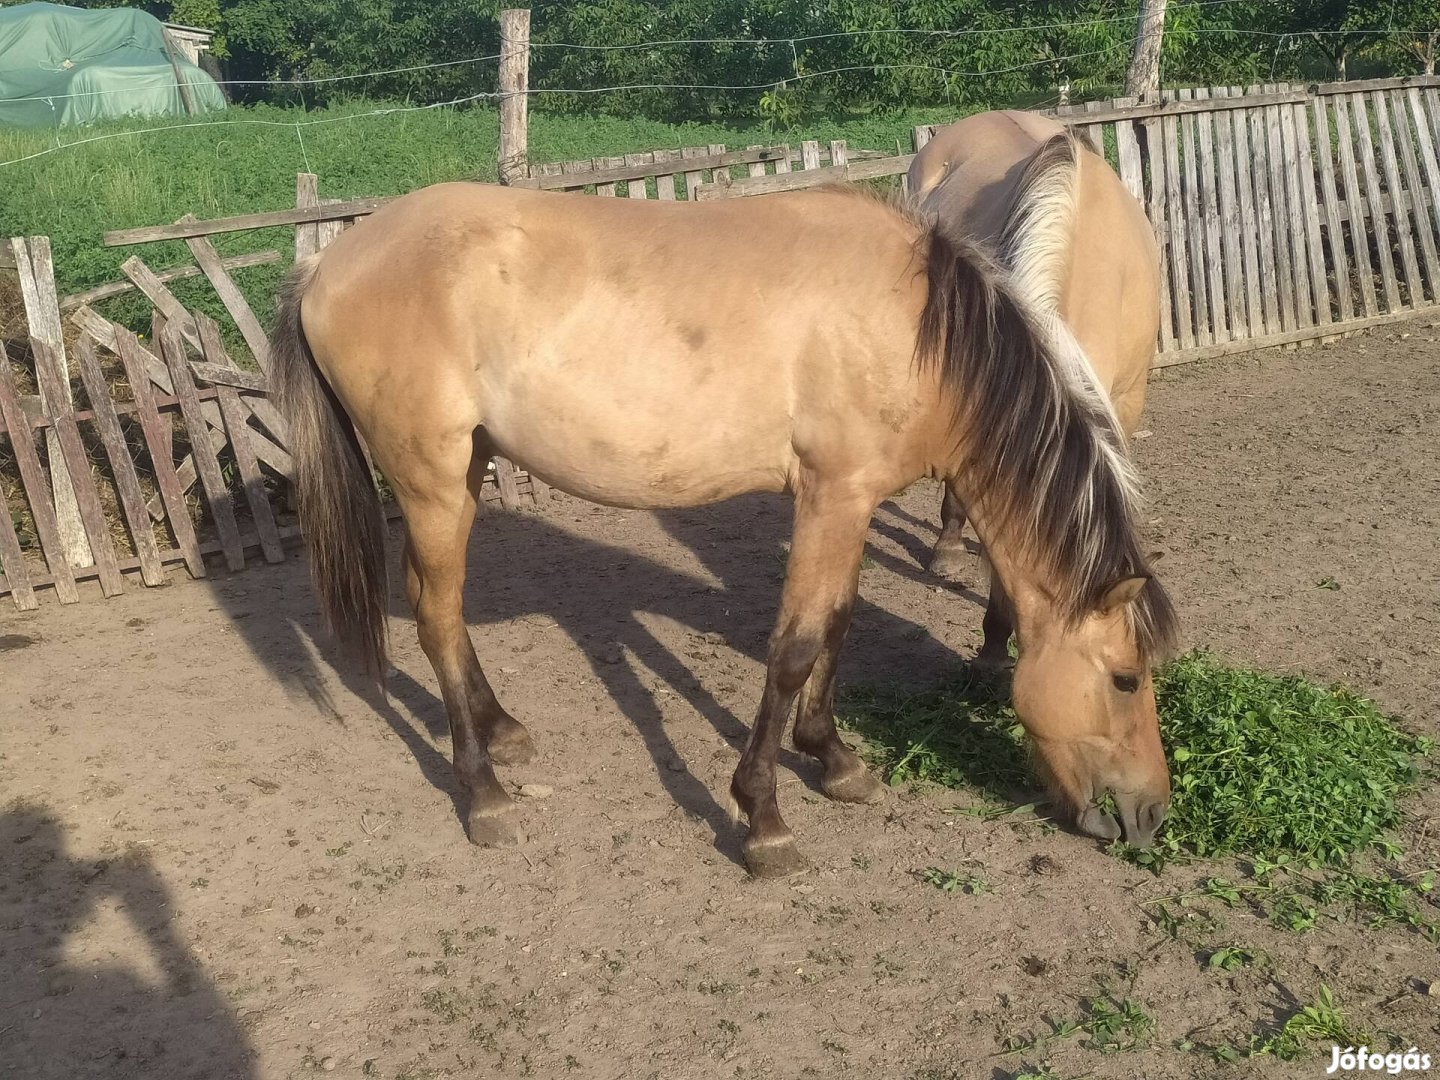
[1075,794,1168,848]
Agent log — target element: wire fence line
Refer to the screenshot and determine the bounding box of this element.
[3,3,1440,171]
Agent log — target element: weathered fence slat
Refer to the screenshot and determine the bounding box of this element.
[1353,92,1404,311]
[1334,94,1380,317]
[185,228,273,370]
[59,250,280,312]
[1229,86,1266,337]
[1407,87,1440,301]
[491,457,521,509]
[113,329,206,578]
[1394,89,1440,301]
[29,338,125,596]
[680,146,707,200]
[1192,88,1228,341]
[10,236,91,569]
[1210,87,1249,339]
[1278,87,1316,328]
[1372,90,1424,305]
[73,336,166,587]
[1140,116,1177,352]
[1178,91,1212,345]
[198,316,284,565]
[1247,89,1282,334]
[0,343,81,603]
[159,317,244,572]
[1160,114,1195,349]
[0,477,38,609]
[1292,98,1331,326]
[1312,96,1356,323]
[1262,87,1300,331]
[624,152,653,199]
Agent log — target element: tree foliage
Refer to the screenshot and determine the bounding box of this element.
[70,1,1440,118]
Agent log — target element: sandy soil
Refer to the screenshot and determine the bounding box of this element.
[2,323,1438,1080]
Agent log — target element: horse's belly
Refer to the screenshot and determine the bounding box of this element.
[478,361,796,509]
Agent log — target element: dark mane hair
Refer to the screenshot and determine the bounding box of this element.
[913,146,1177,659]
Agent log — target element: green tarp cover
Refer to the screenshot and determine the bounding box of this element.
[0,3,225,127]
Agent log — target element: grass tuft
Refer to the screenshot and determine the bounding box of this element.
[841,651,1431,864]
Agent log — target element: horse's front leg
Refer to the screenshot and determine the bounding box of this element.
[730,482,875,878]
[928,485,969,579]
[792,595,886,807]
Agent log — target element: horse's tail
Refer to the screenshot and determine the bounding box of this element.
[270,256,389,680]
[998,131,1082,314]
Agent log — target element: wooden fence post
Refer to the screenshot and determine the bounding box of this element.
[498,8,532,184]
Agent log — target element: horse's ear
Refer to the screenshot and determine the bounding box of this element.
[1099,576,1149,613]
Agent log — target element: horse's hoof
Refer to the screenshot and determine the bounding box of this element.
[743,835,809,879]
[823,766,886,806]
[467,806,525,848]
[928,546,968,581]
[971,651,1016,674]
[489,721,536,767]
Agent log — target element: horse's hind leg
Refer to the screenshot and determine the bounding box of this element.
[928,486,969,579]
[398,445,527,846]
[731,482,875,877]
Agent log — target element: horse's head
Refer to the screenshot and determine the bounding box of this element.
[1009,575,1171,847]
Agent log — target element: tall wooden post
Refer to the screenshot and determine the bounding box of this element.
[1124,0,1168,101]
[498,8,531,184]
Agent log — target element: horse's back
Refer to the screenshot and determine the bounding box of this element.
[300,183,935,508]
[910,111,1159,399]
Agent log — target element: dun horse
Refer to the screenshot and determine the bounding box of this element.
[271,145,1176,876]
[909,112,1163,668]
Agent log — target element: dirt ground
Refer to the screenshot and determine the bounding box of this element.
[2,324,1438,1080]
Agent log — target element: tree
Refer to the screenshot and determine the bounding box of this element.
[1125,0,1167,99]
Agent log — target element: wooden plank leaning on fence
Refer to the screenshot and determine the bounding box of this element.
[196,314,284,564]
[29,336,126,596]
[108,259,290,449]
[0,470,37,609]
[73,336,166,587]
[59,251,280,312]
[9,236,91,569]
[111,329,206,579]
[158,315,245,572]
[0,342,81,603]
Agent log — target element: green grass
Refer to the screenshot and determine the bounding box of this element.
[0,98,960,342]
[840,651,1431,865]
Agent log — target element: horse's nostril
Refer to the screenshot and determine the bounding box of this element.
[1113,794,1167,848]
[1141,800,1167,834]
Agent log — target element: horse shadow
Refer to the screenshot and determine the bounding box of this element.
[205,490,992,865]
[0,804,257,1080]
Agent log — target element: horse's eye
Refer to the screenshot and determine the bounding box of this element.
[1112,674,1140,694]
